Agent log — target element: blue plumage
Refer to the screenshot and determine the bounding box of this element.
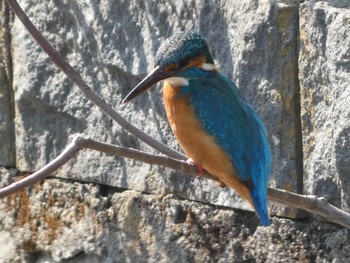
[155,30,214,68]
[177,68,271,225]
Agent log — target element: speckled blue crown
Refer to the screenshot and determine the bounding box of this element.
[155,30,214,68]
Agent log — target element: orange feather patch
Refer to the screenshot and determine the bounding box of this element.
[162,81,254,206]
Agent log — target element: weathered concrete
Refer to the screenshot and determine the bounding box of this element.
[299,1,350,211]
[0,171,349,263]
[10,0,301,216]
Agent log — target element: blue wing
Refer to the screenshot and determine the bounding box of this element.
[179,69,271,225]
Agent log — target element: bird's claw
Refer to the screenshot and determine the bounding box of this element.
[216,181,226,188]
[187,158,203,176]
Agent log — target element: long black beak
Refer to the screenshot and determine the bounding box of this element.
[122,66,170,103]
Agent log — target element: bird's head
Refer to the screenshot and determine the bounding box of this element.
[122,30,215,103]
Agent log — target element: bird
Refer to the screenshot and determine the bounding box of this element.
[123,30,271,226]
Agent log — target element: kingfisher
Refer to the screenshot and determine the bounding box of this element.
[123,30,271,226]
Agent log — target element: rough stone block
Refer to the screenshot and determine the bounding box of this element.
[299,1,350,210]
[0,176,349,262]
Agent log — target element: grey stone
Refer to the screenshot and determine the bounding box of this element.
[2,0,350,261]
[10,0,302,217]
[299,1,350,210]
[0,177,349,262]
[0,2,15,167]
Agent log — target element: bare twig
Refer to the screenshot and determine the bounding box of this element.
[5,0,185,161]
[0,135,81,198]
[0,135,214,198]
[268,188,350,229]
[1,135,350,229]
[0,136,79,198]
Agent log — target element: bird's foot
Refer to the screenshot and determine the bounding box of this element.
[186,158,203,176]
[216,181,226,188]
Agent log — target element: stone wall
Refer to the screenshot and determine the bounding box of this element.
[299,1,350,211]
[1,169,349,262]
[0,0,350,262]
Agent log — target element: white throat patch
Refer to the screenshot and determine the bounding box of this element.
[200,63,217,71]
[164,77,189,87]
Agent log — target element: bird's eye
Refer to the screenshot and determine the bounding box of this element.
[165,63,177,71]
[178,57,191,69]
[165,57,192,72]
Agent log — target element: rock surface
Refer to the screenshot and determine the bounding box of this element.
[299,1,350,211]
[1,170,349,263]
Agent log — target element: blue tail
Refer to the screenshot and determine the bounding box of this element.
[251,189,270,226]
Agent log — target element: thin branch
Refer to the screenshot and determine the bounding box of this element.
[268,188,350,229]
[0,135,213,198]
[1,135,350,229]
[5,0,185,161]
[0,135,81,198]
[83,137,218,182]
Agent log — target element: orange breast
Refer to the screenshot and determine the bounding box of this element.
[162,81,253,205]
